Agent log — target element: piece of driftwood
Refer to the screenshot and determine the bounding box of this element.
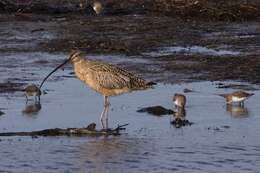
[0,123,129,137]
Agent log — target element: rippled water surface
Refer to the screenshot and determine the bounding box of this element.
[1,77,260,172]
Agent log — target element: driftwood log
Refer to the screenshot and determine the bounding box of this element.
[0,123,129,137]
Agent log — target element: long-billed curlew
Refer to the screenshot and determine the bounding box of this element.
[40,50,156,129]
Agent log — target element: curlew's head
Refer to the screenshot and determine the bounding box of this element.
[69,50,82,63]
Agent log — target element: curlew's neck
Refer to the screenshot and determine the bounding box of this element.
[71,56,83,64]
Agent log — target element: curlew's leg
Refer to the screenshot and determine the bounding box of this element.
[100,96,110,129]
[100,107,106,127]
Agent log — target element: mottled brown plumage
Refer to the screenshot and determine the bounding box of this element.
[173,93,186,108]
[24,84,41,101]
[70,51,153,97]
[219,90,254,105]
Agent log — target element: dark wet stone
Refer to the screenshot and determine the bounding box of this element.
[86,123,96,131]
[171,118,193,128]
[183,88,193,93]
[207,127,224,131]
[221,125,231,129]
[0,111,5,116]
[137,106,174,116]
[31,28,45,33]
[31,135,39,139]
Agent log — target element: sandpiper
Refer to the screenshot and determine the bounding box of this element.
[219,90,254,105]
[173,93,186,108]
[24,84,41,102]
[93,1,103,15]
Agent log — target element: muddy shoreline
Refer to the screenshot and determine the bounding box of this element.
[1,0,260,21]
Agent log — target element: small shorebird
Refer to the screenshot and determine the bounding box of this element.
[40,50,156,129]
[219,91,254,105]
[173,93,186,108]
[93,1,103,15]
[23,102,41,115]
[24,84,41,102]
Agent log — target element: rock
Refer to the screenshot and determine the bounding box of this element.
[86,123,96,131]
[183,88,193,93]
[137,106,174,116]
[0,111,5,116]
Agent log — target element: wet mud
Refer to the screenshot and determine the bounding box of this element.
[1,0,260,21]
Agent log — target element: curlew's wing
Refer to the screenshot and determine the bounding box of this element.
[89,63,147,90]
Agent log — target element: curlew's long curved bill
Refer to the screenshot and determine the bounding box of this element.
[39,58,70,89]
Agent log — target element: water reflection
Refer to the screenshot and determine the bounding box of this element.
[171,107,192,128]
[226,104,249,118]
[77,137,153,172]
[22,101,41,117]
[175,107,186,121]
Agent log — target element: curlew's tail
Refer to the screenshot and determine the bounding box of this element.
[146,81,157,86]
[143,81,156,90]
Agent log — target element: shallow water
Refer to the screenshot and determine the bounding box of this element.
[1,76,260,172]
[143,46,241,57]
